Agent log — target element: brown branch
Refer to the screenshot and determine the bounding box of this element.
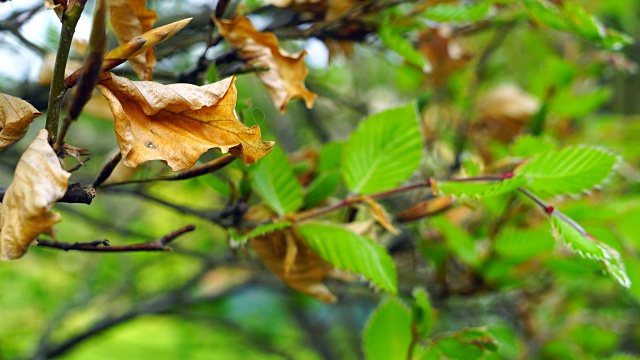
[0,182,95,204]
[35,224,195,253]
[92,151,123,188]
[100,154,236,187]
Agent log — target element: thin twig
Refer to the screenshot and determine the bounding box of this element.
[92,151,123,188]
[101,154,236,187]
[0,182,94,204]
[35,224,196,252]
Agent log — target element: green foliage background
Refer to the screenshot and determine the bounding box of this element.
[1,0,640,359]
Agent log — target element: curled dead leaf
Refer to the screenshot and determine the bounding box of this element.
[360,196,398,235]
[396,196,454,223]
[250,229,337,303]
[0,94,42,150]
[0,129,70,260]
[109,0,158,80]
[215,16,317,113]
[96,72,274,171]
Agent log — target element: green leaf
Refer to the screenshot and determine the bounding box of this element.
[436,338,483,360]
[431,217,480,267]
[199,174,231,197]
[510,135,556,157]
[379,18,428,71]
[229,222,293,246]
[422,3,493,23]
[298,223,397,293]
[317,142,343,172]
[251,145,303,215]
[524,0,633,50]
[438,177,526,199]
[342,104,422,195]
[494,227,555,260]
[551,212,631,288]
[516,146,619,198]
[363,297,412,360]
[412,288,433,339]
[305,171,340,208]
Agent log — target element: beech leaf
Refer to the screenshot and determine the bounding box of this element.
[0,129,70,260]
[109,0,158,80]
[96,73,274,171]
[214,16,317,113]
[250,229,337,303]
[0,94,41,151]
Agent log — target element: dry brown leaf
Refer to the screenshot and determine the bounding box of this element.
[360,196,398,235]
[215,16,317,113]
[470,84,540,163]
[474,84,540,142]
[109,0,158,80]
[396,196,454,223]
[250,229,337,303]
[96,72,273,171]
[419,25,472,86]
[0,94,42,151]
[0,129,70,260]
[44,0,64,20]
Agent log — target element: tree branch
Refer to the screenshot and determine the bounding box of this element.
[35,224,195,253]
[0,182,95,204]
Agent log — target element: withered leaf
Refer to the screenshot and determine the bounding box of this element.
[419,25,472,86]
[470,84,540,163]
[109,0,158,80]
[0,129,70,260]
[360,196,398,235]
[66,19,192,87]
[96,72,274,171]
[215,16,317,113]
[250,229,337,303]
[0,94,41,151]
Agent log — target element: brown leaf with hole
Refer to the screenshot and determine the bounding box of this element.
[0,129,70,260]
[0,94,42,151]
[109,0,158,80]
[215,16,317,113]
[250,229,337,303]
[96,72,273,171]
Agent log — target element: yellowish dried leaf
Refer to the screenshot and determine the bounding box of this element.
[109,0,158,80]
[250,229,337,303]
[44,0,64,20]
[215,16,317,113]
[0,94,42,151]
[96,72,274,171]
[360,196,398,235]
[0,129,70,260]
